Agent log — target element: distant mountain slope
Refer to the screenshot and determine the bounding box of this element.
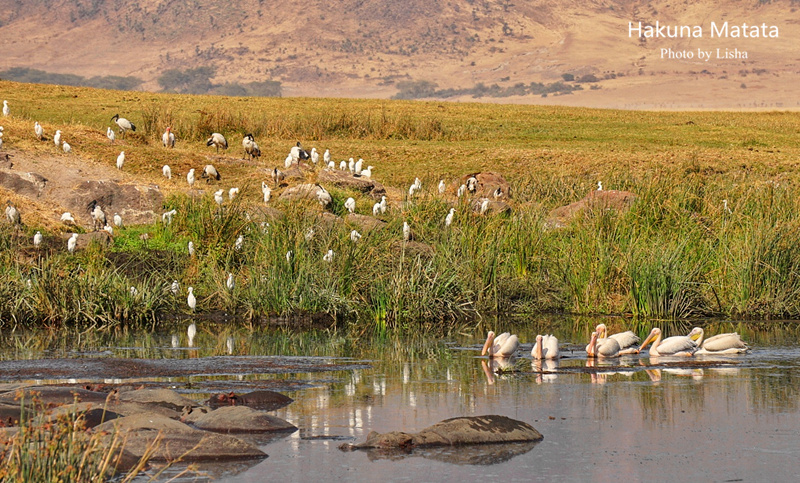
[0,0,797,108]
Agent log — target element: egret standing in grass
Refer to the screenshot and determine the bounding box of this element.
[214,189,224,205]
[106,127,115,144]
[285,250,293,262]
[171,280,180,295]
[34,121,43,140]
[187,168,196,187]
[323,249,334,262]
[457,184,466,198]
[310,147,319,164]
[380,196,387,214]
[226,273,235,291]
[403,221,411,242]
[597,181,603,191]
[438,180,446,194]
[187,288,196,313]
[67,233,79,253]
[2,100,8,117]
[323,149,331,165]
[33,231,42,248]
[262,182,271,203]
[162,126,175,148]
[163,165,172,180]
[234,235,244,251]
[53,130,62,147]
[350,230,362,242]
[345,197,356,213]
[445,208,455,227]
[5,201,20,225]
[188,241,195,256]
[228,187,239,200]
[116,151,125,170]
[480,199,490,214]
[62,140,71,153]
[360,166,373,178]
[187,321,197,346]
[372,202,381,216]
[111,114,136,138]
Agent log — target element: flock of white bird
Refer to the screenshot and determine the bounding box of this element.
[481,323,749,364]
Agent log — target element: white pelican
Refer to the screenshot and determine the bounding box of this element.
[344,197,356,213]
[163,126,175,148]
[445,208,455,227]
[67,233,79,253]
[116,151,125,170]
[532,334,560,360]
[187,321,197,345]
[33,231,42,248]
[113,213,122,227]
[187,288,196,312]
[34,121,43,140]
[226,273,235,291]
[688,327,749,354]
[323,149,331,164]
[586,331,622,358]
[2,100,8,117]
[438,180,446,194]
[228,187,239,201]
[310,147,319,164]
[350,230,362,242]
[596,324,640,355]
[262,182,271,203]
[106,127,115,143]
[163,165,172,179]
[111,114,136,138]
[323,249,334,262]
[53,130,62,147]
[206,133,227,152]
[62,141,71,153]
[372,202,381,216]
[187,168,196,187]
[639,328,697,357]
[481,331,519,358]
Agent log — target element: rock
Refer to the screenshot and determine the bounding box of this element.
[461,172,511,199]
[190,406,297,434]
[282,165,308,181]
[546,189,638,229]
[0,170,47,198]
[93,413,266,461]
[117,388,200,412]
[71,180,163,226]
[471,198,512,215]
[279,183,328,203]
[206,390,294,411]
[341,415,542,451]
[316,211,342,229]
[346,213,387,232]
[317,169,386,199]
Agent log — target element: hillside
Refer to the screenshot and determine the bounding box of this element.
[0,0,798,108]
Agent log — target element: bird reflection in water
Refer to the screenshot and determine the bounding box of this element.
[481,358,516,385]
[531,359,558,384]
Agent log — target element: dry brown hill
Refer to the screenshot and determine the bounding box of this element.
[0,0,798,108]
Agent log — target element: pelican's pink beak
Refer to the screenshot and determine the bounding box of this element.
[481,331,495,356]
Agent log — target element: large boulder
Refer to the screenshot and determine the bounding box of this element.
[317,169,386,199]
[0,170,47,198]
[93,413,266,461]
[70,180,163,226]
[341,415,542,450]
[461,172,511,199]
[279,183,328,204]
[190,406,297,434]
[116,388,200,412]
[546,189,638,229]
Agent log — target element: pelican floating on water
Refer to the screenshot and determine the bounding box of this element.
[481,331,519,358]
[586,331,622,358]
[688,327,749,354]
[596,323,640,355]
[531,334,559,360]
[639,328,697,357]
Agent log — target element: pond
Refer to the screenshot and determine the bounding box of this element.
[1,319,799,482]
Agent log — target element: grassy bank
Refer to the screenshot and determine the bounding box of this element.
[1,81,800,329]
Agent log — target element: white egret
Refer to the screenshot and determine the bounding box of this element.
[111,114,136,138]
[457,184,466,198]
[403,221,411,242]
[61,212,76,224]
[285,250,293,262]
[33,231,42,248]
[339,160,347,171]
[348,158,355,173]
[113,212,123,227]
[206,133,228,152]
[480,199,490,214]
[2,100,8,117]
[214,189,224,205]
[445,208,455,227]
[380,195,387,213]
[5,201,20,225]
[481,331,520,358]
[360,166,373,178]
[62,141,71,153]
[327,160,336,170]
[597,181,603,191]
[323,149,331,165]
[226,272,235,291]
[162,165,172,179]
[262,182,271,203]
[316,186,332,206]
[438,180,446,194]
[350,230,362,242]
[354,158,363,175]
[188,241,195,256]
[162,209,176,225]
[103,224,114,235]
[310,147,319,164]
[106,127,115,143]
[723,199,732,214]
[162,126,175,148]
[91,203,106,230]
[226,336,235,355]
[53,130,62,147]
[639,328,697,357]
[234,235,244,250]
[187,321,197,346]
[372,202,381,216]
[187,168,196,187]
[34,121,43,140]
[345,197,356,213]
[187,288,196,312]
[116,151,125,170]
[532,334,560,360]
[67,233,79,253]
[170,280,180,295]
[323,249,334,262]
[129,286,138,296]
[228,187,239,200]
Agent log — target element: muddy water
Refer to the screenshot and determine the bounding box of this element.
[1,320,800,482]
